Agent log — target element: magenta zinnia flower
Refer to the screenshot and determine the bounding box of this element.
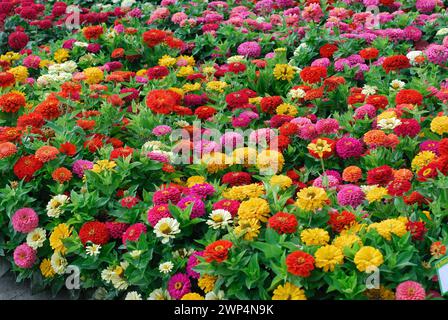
[168,273,191,299]
[337,185,365,208]
[186,251,204,279]
[177,196,206,218]
[336,137,364,159]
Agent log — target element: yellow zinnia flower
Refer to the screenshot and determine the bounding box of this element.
[333,234,362,250]
[295,186,329,212]
[91,159,117,174]
[276,103,298,116]
[198,275,217,293]
[314,245,344,272]
[368,218,407,240]
[186,175,206,187]
[8,66,28,83]
[272,283,307,300]
[430,116,448,135]
[354,246,384,272]
[256,149,284,174]
[222,183,265,201]
[181,293,204,300]
[40,258,55,278]
[237,198,270,222]
[273,64,295,81]
[411,151,436,171]
[270,175,293,189]
[49,223,73,254]
[84,67,104,84]
[301,228,330,246]
[365,186,388,203]
[206,81,228,93]
[54,48,70,63]
[234,218,261,241]
[158,55,177,67]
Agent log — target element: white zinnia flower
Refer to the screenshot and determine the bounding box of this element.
[46,194,70,218]
[288,88,306,99]
[406,50,423,65]
[154,218,181,244]
[206,209,233,229]
[377,117,402,130]
[125,291,142,300]
[26,228,46,249]
[227,55,245,63]
[158,261,174,274]
[361,85,377,96]
[390,79,405,91]
[51,252,68,275]
[86,244,102,256]
[205,290,226,300]
[121,0,136,8]
[436,28,448,36]
[129,250,143,259]
[148,288,171,300]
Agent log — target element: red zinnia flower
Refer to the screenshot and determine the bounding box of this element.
[17,112,45,128]
[79,221,110,246]
[111,48,125,59]
[225,91,249,110]
[13,155,43,182]
[359,47,379,60]
[279,122,298,136]
[52,167,73,183]
[417,163,440,182]
[403,191,431,207]
[146,66,169,80]
[327,210,356,233]
[221,172,252,186]
[347,93,365,105]
[319,43,338,58]
[82,25,104,40]
[395,89,423,106]
[59,142,77,156]
[268,212,298,234]
[366,94,388,110]
[0,92,26,113]
[285,251,315,277]
[382,55,410,73]
[110,146,134,160]
[387,179,411,196]
[146,89,181,115]
[367,165,394,186]
[406,221,427,241]
[120,196,140,209]
[300,66,327,84]
[142,29,167,47]
[260,96,283,114]
[393,118,421,138]
[34,96,61,120]
[8,30,29,50]
[204,240,233,263]
[0,72,15,88]
[194,106,217,120]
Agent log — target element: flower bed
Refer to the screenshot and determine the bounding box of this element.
[1,0,448,300]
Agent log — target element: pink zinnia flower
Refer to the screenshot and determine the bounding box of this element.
[12,208,39,233]
[396,281,426,300]
[13,243,36,269]
[122,223,147,245]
